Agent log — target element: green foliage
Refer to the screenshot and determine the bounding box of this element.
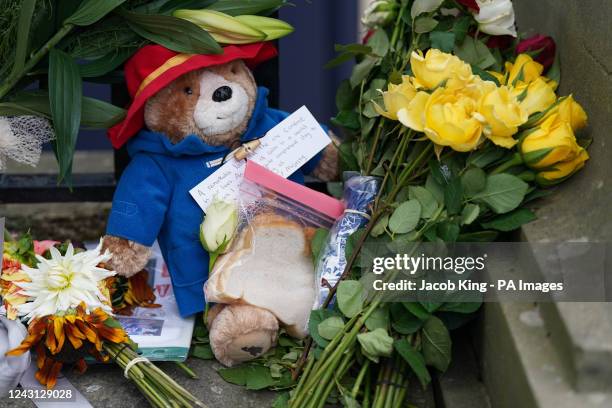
[48,48,82,183]
[357,328,394,363]
[337,280,365,318]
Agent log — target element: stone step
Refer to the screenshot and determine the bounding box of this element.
[475,301,612,408]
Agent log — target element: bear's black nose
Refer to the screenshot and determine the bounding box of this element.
[212,86,233,102]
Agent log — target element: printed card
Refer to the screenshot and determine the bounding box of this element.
[189,106,330,211]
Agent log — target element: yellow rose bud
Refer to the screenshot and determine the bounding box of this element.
[480,82,528,148]
[410,49,473,90]
[520,114,581,169]
[374,77,418,120]
[514,77,557,116]
[536,147,589,185]
[200,197,238,254]
[536,95,588,132]
[507,54,544,86]
[417,86,485,152]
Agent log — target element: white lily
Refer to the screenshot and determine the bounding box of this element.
[15,241,115,322]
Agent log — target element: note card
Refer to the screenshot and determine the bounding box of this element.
[189,106,331,211]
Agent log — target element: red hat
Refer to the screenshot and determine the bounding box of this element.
[108,42,277,148]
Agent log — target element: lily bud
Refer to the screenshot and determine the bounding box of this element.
[200,198,239,254]
[173,9,266,44]
[361,0,398,28]
[0,316,30,397]
[234,15,294,41]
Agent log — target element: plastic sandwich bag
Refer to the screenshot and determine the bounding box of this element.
[203,161,344,338]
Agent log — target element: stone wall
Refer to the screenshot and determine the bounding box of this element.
[476,3,612,407]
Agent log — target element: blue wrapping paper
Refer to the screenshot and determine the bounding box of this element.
[314,174,380,308]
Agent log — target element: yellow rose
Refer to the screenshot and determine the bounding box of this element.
[520,114,581,169]
[507,54,544,86]
[514,77,557,116]
[410,49,473,90]
[536,147,589,185]
[374,76,418,120]
[480,82,528,148]
[536,95,588,132]
[404,85,485,152]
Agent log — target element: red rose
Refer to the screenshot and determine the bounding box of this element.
[487,35,515,50]
[456,0,479,12]
[516,35,557,71]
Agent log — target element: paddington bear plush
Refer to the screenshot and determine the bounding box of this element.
[102,42,338,365]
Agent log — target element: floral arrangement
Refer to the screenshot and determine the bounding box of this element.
[0,232,205,407]
[190,0,591,407]
[0,0,290,180]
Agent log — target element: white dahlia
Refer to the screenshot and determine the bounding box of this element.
[15,241,115,321]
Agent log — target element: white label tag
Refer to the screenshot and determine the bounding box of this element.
[189,106,330,211]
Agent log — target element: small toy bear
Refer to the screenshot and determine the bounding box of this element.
[102,43,338,365]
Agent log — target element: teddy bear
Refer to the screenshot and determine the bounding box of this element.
[101,42,338,366]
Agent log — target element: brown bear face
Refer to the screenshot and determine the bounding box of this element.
[144,60,257,147]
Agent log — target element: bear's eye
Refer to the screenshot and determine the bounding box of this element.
[184,87,193,95]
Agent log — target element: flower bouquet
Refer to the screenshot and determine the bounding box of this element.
[210,0,587,406]
[1,233,205,407]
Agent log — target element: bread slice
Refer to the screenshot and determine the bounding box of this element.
[204,213,316,338]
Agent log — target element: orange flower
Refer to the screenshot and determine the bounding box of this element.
[106,270,160,315]
[1,254,31,319]
[6,303,129,389]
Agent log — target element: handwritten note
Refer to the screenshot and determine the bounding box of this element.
[189,106,331,211]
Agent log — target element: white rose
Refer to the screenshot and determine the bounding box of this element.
[474,0,517,37]
[361,0,398,28]
[200,198,239,253]
[0,316,30,397]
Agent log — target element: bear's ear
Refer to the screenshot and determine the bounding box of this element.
[228,60,243,75]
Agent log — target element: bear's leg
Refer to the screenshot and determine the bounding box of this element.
[208,304,279,367]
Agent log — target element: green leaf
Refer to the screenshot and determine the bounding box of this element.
[336,79,358,111]
[370,214,389,237]
[437,221,460,242]
[394,338,432,388]
[444,178,463,215]
[192,344,214,359]
[472,174,529,214]
[207,0,286,16]
[430,31,455,53]
[272,392,290,408]
[461,203,480,225]
[422,316,452,372]
[403,302,431,321]
[439,302,482,314]
[452,16,472,44]
[331,110,360,130]
[546,53,561,84]
[159,0,217,14]
[365,306,389,331]
[81,97,126,129]
[458,231,499,242]
[468,146,506,168]
[389,200,422,234]
[49,49,82,184]
[318,316,345,340]
[409,186,438,219]
[411,0,444,19]
[121,10,222,54]
[79,48,134,78]
[65,0,127,26]
[454,36,496,69]
[308,309,336,347]
[246,365,277,390]
[357,328,393,363]
[390,303,423,334]
[414,17,439,34]
[350,56,378,88]
[461,167,486,196]
[481,208,537,231]
[10,0,36,78]
[337,280,364,318]
[311,228,329,263]
[426,174,444,204]
[367,30,389,57]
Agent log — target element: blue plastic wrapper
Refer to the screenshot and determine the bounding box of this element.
[314,173,380,308]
